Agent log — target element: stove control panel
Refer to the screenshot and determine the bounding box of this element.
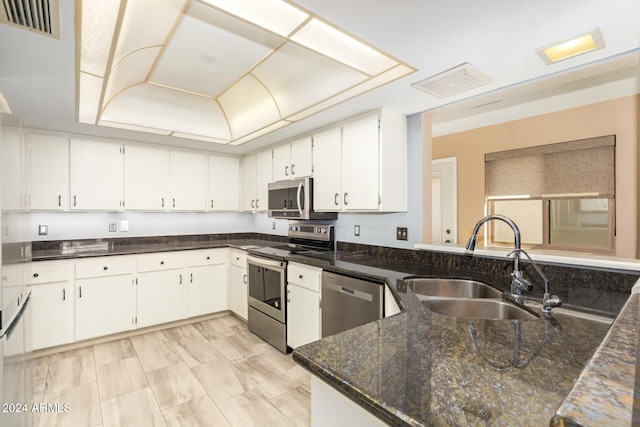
[288,223,334,242]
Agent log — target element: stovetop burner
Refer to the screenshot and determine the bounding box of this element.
[248,222,334,260]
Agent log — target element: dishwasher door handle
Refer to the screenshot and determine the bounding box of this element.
[326,282,374,302]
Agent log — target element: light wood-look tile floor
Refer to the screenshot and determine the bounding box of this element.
[29,314,311,427]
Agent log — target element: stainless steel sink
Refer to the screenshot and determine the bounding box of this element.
[425,299,538,320]
[405,278,503,300]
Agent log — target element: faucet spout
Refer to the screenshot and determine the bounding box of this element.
[465,214,523,275]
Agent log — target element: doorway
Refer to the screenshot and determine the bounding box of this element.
[432,157,457,244]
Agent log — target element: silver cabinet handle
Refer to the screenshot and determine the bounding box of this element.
[190,273,193,283]
[58,195,62,206]
[161,198,165,208]
[79,286,82,298]
[344,193,349,205]
[211,199,214,208]
[291,164,295,175]
[243,274,247,284]
[285,165,289,176]
[62,288,66,301]
[251,199,255,208]
[299,274,304,279]
[73,195,77,207]
[172,198,176,208]
[334,193,339,206]
[179,274,183,284]
[256,199,259,209]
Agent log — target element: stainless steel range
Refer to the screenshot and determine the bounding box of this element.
[246,223,334,353]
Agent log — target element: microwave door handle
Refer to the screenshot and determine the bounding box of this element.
[297,182,303,216]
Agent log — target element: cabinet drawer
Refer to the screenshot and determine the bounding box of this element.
[229,250,247,267]
[30,262,73,284]
[76,256,136,278]
[138,252,185,272]
[288,263,322,292]
[186,249,227,267]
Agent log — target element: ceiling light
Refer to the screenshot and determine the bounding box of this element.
[77,0,415,145]
[536,28,605,65]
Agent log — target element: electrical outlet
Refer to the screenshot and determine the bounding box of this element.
[120,220,129,232]
[397,227,408,241]
[38,224,48,236]
[354,225,360,236]
[109,221,117,232]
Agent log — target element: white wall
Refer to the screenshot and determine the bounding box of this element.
[27,211,255,241]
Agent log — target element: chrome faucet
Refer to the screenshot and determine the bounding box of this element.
[465,215,531,296]
[465,214,562,313]
[506,249,562,314]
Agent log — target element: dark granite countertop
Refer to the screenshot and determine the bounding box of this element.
[290,250,632,427]
[30,234,286,261]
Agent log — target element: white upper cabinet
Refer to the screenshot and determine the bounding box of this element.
[170,150,207,211]
[272,137,313,181]
[241,149,272,212]
[27,132,69,211]
[124,144,169,211]
[312,127,343,211]
[70,138,124,211]
[208,155,240,211]
[313,110,406,212]
[1,123,25,211]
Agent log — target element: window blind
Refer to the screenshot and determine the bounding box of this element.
[485,135,615,198]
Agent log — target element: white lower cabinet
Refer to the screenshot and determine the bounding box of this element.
[287,263,322,349]
[75,256,136,341]
[228,249,248,320]
[30,262,74,350]
[136,252,186,328]
[186,249,228,317]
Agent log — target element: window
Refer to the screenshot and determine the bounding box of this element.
[485,135,615,254]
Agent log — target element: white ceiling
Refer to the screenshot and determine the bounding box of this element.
[0,0,639,155]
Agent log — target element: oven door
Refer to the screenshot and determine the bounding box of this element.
[247,255,286,323]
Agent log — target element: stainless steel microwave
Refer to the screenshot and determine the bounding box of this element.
[268,177,337,220]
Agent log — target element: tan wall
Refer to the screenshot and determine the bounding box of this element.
[430,95,639,258]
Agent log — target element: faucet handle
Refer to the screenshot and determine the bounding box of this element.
[542,294,562,313]
[511,273,534,293]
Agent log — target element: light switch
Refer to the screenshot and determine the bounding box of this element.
[120,220,129,232]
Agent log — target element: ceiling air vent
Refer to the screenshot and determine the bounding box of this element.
[411,62,494,98]
[1,0,59,37]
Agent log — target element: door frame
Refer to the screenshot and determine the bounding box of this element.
[432,157,457,244]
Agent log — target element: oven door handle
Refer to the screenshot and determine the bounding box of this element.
[247,255,286,270]
[296,182,303,216]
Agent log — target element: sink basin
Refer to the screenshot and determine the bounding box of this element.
[405,278,503,299]
[426,299,538,320]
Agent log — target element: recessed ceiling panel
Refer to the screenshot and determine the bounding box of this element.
[112,0,187,65]
[104,46,162,106]
[253,42,368,117]
[151,1,282,96]
[218,74,281,139]
[102,83,230,139]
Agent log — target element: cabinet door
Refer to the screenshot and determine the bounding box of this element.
[287,284,321,349]
[208,155,240,211]
[1,125,25,211]
[136,269,186,328]
[28,133,69,210]
[312,127,342,211]
[290,137,313,178]
[75,275,135,341]
[255,149,273,212]
[30,282,74,350]
[241,154,257,211]
[124,144,169,211]
[187,264,227,317]
[229,264,248,320]
[70,138,124,210]
[170,150,207,211]
[341,114,380,210]
[272,145,290,181]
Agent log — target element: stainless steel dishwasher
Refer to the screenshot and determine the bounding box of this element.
[322,271,383,337]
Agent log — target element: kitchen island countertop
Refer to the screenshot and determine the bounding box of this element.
[289,250,638,426]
